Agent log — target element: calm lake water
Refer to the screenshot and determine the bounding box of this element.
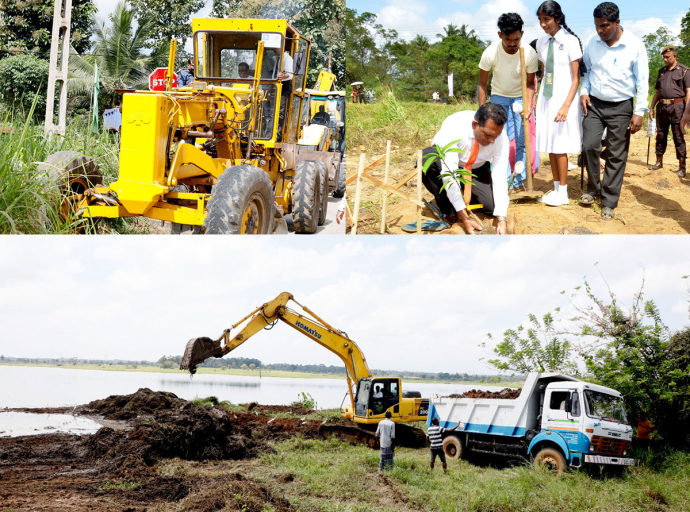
[0,365,503,409]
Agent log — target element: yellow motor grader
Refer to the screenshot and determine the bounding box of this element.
[180,292,429,448]
[42,19,343,234]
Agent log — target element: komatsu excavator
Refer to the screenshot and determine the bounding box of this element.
[180,292,428,447]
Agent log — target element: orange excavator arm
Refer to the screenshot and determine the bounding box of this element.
[179,292,372,412]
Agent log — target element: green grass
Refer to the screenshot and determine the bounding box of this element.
[0,111,140,234]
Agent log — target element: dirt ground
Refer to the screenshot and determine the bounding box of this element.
[446,388,522,399]
[346,131,690,234]
[0,389,325,512]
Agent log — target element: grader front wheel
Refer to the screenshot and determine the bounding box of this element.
[205,165,275,234]
[292,160,321,234]
[317,161,328,226]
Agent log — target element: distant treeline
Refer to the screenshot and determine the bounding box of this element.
[1,355,517,382]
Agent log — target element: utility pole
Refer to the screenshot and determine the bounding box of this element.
[328,51,332,73]
[44,0,72,137]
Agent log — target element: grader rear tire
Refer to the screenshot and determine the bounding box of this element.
[205,165,275,234]
[317,161,328,226]
[292,160,321,234]
[333,161,346,198]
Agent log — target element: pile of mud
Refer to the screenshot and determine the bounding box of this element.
[447,388,521,399]
[79,387,186,420]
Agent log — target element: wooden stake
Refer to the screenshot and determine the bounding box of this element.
[417,150,422,234]
[351,152,366,235]
[380,140,391,234]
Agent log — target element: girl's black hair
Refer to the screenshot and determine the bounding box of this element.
[537,1,586,75]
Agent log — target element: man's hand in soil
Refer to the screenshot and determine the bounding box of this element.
[496,220,507,235]
[581,94,592,116]
[457,210,482,234]
[628,115,643,134]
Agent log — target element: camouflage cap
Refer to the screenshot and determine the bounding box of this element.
[662,45,677,54]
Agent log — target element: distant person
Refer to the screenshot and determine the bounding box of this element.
[311,105,329,125]
[422,104,510,235]
[432,91,440,104]
[178,58,194,87]
[427,417,458,474]
[359,85,366,104]
[370,89,376,103]
[374,385,383,398]
[352,86,359,104]
[238,62,252,79]
[376,410,395,471]
[648,45,690,177]
[534,1,583,207]
[478,13,538,191]
[580,2,648,221]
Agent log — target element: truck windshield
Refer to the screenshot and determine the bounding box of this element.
[584,390,627,423]
[195,31,284,80]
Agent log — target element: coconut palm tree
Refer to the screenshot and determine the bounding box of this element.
[68,1,167,105]
[436,23,460,40]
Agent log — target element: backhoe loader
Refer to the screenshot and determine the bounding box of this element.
[180,292,428,448]
[41,20,343,234]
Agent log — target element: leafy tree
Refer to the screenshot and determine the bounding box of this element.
[129,0,205,51]
[345,9,397,86]
[241,363,248,369]
[0,54,49,119]
[485,312,577,374]
[0,0,95,55]
[643,27,677,88]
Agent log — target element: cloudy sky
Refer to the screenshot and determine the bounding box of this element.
[346,0,686,45]
[1,237,689,375]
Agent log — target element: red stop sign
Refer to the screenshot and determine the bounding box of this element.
[148,68,177,91]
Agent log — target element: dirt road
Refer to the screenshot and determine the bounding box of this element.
[346,131,690,234]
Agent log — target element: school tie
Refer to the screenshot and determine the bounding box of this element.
[462,139,480,206]
[544,38,554,99]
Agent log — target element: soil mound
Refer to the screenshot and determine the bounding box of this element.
[81,387,185,420]
[447,388,521,399]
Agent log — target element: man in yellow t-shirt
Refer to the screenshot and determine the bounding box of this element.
[478,13,538,190]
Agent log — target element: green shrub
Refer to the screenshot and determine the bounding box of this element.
[0,55,50,120]
[291,392,318,410]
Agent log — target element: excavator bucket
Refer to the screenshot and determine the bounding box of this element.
[179,337,223,373]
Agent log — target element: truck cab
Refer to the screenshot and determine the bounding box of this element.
[533,380,633,468]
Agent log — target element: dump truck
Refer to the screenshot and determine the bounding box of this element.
[41,19,342,234]
[428,373,634,471]
[180,292,428,448]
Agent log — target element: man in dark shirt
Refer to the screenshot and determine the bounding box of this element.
[649,45,690,177]
[178,58,195,87]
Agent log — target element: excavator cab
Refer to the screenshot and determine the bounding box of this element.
[354,378,401,419]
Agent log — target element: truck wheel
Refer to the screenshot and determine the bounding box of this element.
[205,165,275,234]
[292,160,321,234]
[333,161,346,198]
[534,447,566,471]
[443,435,464,460]
[317,161,328,226]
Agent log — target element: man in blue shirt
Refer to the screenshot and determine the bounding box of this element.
[580,2,648,221]
[178,58,195,88]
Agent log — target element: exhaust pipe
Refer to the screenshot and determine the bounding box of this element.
[179,337,223,374]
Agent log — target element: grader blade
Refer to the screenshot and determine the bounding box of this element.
[179,337,223,373]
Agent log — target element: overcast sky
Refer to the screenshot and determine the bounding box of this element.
[1,236,689,375]
[346,0,686,45]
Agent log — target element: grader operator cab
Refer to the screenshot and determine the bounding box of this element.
[42,19,339,234]
[180,292,428,448]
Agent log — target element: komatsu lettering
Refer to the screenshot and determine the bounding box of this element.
[296,321,322,339]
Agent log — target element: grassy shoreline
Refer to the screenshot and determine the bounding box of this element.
[0,362,523,387]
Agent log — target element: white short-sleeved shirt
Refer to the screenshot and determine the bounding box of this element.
[479,41,539,98]
[536,29,582,75]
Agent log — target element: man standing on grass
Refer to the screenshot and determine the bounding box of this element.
[376,410,395,471]
[478,13,538,190]
[427,417,458,474]
[580,2,648,221]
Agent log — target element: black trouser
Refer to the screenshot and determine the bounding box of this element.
[277,79,292,141]
[421,146,495,217]
[582,96,633,209]
[656,102,686,159]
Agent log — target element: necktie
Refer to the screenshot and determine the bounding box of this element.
[462,139,480,205]
[544,37,554,99]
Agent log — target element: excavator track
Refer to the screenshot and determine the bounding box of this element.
[318,422,427,449]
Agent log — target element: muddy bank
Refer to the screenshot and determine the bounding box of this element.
[0,388,321,511]
[447,388,522,399]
